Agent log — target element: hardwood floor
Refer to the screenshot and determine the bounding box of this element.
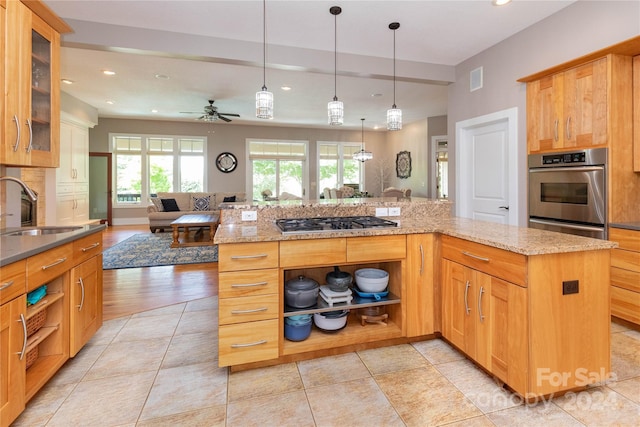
[102,225,218,321]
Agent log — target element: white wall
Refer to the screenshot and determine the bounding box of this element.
[447,0,640,226]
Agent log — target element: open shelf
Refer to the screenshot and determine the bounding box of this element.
[25,324,60,353]
[284,291,401,316]
[26,292,64,320]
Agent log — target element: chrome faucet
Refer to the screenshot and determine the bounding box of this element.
[0,176,38,201]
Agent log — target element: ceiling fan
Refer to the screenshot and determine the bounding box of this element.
[180,100,240,122]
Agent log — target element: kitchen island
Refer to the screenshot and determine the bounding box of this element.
[214,198,615,400]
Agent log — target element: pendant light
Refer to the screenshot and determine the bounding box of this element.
[353,118,373,162]
[328,6,343,125]
[256,0,273,119]
[387,22,402,131]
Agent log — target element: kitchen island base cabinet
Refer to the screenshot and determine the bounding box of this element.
[609,227,640,325]
[70,255,103,356]
[0,295,26,427]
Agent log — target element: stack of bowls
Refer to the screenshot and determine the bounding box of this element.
[354,268,389,293]
[284,314,312,341]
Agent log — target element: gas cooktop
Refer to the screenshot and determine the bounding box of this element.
[276,216,398,234]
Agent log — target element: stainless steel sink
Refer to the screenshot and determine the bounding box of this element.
[1,226,83,236]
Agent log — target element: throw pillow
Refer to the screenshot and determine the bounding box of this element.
[192,195,211,211]
[223,195,236,203]
[161,198,180,212]
[150,197,164,212]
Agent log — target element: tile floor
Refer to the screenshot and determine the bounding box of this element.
[14,297,640,426]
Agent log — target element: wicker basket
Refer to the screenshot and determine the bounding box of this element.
[26,309,47,337]
[25,346,39,369]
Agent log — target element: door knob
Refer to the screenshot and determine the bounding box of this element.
[499,206,509,210]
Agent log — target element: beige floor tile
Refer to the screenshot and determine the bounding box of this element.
[435,359,521,413]
[131,302,186,318]
[607,376,640,404]
[357,343,430,375]
[185,296,219,312]
[162,330,218,369]
[488,401,583,427]
[45,371,156,426]
[227,390,314,427]
[84,337,171,381]
[412,338,465,365]
[137,404,226,427]
[12,383,76,426]
[552,387,640,426]
[375,366,481,426]
[624,329,640,341]
[306,377,404,426]
[87,317,128,346]
[174,309,217,336]
[228,362,303,402]
[611,332,640,381]
[297,352,371,388]
[112,312,182,342]
[48,343,107,386]
[440,415,496,427]
[610,321,630,334]
[139,361,228,421]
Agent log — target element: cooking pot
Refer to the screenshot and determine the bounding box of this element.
[285,275,319,308]
[313,310,349,331]
[355,268,389,293]
[284,321,312,341]
[325,266,352,292]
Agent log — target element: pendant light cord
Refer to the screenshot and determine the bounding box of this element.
[333,11,338,101]
[361,118,365,149]
[262,0,267,91]
[392,28,396,107]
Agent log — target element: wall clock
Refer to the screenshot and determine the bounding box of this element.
[396,151,412,179]
[216,152,237,173]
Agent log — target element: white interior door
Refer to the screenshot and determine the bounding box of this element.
[456,108,518,225]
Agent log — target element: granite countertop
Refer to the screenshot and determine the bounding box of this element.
[214,216,616,256]
[610,222,640,232]
[0,224,107,266]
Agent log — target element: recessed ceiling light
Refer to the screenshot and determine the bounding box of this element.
[154,74,170,80]
[61,79,74,85]
[151,109,159,113]
[371,93,382,97]
[492,0,511,5]
[106,100,115,105]
[281,86,292,91]
[102,70,116,76]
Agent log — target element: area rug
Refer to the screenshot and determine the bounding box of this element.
[103,233,218,269]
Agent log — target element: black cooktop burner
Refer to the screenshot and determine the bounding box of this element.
[276,216,398,234]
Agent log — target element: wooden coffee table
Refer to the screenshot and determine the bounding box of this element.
[170,214,218,248]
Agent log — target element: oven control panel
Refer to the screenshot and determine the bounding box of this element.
[542,152,586,165]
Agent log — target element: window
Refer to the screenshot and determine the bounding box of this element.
[248,139,307,201]
[112,134,206,206]
[318,142,363,196]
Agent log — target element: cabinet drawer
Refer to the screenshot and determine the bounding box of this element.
[56,183,74,194]
[347,235,406,263]
[610,228,640,252]
[26,243,73,290]
[441,235,527,287]
[611,286,640,324]
[219,294,279,325]
[611,248,640,273]
[73,232,103,265]
[219,319,279,366]
[218,242,279,272]
[219,268,279,298]
[0,259,26,304]
[280,238,346,268]
[611,266,640,293]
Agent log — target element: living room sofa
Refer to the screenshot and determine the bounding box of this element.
[147,191,246,232]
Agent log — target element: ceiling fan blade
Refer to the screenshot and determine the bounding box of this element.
[218,115,232,122]
[218,113,240,117]
[180,111,202,114]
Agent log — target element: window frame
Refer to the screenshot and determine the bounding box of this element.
[317,141,365,197]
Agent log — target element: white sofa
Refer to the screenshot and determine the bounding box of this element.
[147,191,246,232]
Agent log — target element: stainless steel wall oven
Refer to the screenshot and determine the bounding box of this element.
[528,148,607,239]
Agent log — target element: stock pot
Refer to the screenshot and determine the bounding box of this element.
[285,275,319,308]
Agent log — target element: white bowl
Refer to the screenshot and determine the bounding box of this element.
[355,268,389,293]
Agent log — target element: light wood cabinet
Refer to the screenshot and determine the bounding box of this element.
[0,294,26,427]
[527,58,608,153]
[610,227,640,325]
[406,234,436,337]
[69,254,102,356]
[634,55,640,172]
[2,0,66,167]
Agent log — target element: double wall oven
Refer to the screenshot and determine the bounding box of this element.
[528,148,607,239]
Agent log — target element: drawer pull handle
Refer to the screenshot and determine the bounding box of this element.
[230,254,268,260]
[77,277,86,311]
[231,340,267,348]
[464,280,471,315]
[0,280,15,291]
[231,281,268,288]
[462,252,490,262]
[17,314,27,360]
[26,119,33,153]
[478,286,485,322]
[12,115,20,151]
[231,307,268,315]
[419,244,424,276]
[81,242,100,252]
[41,257,67,270]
